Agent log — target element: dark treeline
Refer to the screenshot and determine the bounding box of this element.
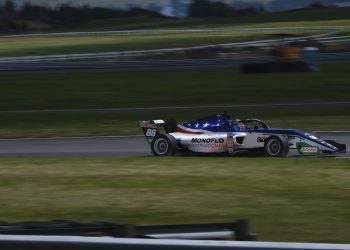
[188,0,330,17]
[189,0,261,18]
[19,3,161,24]
[0,0,162,32]
[0,0,263,33]
[0,0,337,33]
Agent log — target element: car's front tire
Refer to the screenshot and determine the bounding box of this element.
[264,135,289,157]
[151,134,178,156]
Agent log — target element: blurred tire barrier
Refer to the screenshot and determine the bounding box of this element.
[0,220,349,250]
[240,61,313,74]
[0,219,256,241]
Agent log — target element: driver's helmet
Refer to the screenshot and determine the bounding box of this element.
[236,119,245,130]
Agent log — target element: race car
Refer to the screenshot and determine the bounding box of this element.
[139,112,346,157]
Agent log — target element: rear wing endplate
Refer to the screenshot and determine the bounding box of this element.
[139,120,166,143]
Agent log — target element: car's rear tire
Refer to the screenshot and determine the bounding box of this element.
[264,135,289,157]
[151,134,178,156]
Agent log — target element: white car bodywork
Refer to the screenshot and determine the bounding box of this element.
[140,116,345,156]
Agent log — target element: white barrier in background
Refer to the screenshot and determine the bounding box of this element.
[0,235,350,250]
[0,26,342,38]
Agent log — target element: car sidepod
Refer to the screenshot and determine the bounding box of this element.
[169,132,248,154]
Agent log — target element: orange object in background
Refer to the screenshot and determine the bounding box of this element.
[277,46,302,61]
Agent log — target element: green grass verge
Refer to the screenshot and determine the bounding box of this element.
[2,8,350,56]
[0,107,349,138]
[1,18,350,57]
[4,7,350,34]
[0,64,349,111]
[0,64,348,138]
[0,32,268,57]
[0,157,348,243]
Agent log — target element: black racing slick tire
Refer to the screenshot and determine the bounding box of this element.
[264,135,289,157]
[151,134,178,156]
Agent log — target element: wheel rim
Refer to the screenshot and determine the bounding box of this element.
[154,138,169,155]
[267,139,281,156]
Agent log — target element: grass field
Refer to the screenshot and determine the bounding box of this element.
[1,19,349,57]
[0,32,269,57]
[0,157,348,243]
[11,8,350,33]
[0,65,349,111]
[0,25,344,57]
[1,7,350,56]
[0,107,349,138]
[0,64,349,138]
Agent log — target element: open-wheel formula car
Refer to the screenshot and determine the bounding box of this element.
[139,112,346,157]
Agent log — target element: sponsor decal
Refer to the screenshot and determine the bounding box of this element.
[297,142,319,156]
[191,138,225,144]
[192,144,226,149]
[300,147,318,153]
[257,137,267,143]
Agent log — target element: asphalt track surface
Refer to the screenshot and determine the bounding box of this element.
[0,136,149,157]
[0,132,348,157]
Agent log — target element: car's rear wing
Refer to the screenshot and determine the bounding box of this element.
[139,119,178,143]
[139,120,166,143]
